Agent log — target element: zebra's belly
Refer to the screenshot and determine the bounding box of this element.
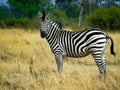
[66,53,90,58]
[64,47,90,58]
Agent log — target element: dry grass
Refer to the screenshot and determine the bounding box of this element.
[0,28,120,90]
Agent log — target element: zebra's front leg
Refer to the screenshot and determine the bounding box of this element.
[54,53,63,73]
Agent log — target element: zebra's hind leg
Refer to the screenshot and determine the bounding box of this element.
[100,39,108,79]
[91,39,108,80]
[92,53,107,80]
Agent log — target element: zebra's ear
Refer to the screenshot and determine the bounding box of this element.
[45,13,50,20]
[38,11,43,19]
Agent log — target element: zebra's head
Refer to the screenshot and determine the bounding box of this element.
[38,11,50,38]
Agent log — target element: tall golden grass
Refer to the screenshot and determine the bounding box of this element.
[0,29,120,90]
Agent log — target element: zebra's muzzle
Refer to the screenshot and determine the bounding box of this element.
[41,31,46,38]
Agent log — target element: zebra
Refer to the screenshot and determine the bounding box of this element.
[38,11,116,79]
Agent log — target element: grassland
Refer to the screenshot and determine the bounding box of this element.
[0,29,120,90]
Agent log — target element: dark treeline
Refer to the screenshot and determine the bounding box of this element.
[0,0,120,31]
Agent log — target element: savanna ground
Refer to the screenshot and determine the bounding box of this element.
[0,28,120,90]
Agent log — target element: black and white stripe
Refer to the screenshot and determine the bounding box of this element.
[38,11,116,79]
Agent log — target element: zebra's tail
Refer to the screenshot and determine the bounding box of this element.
[107,36,116,56]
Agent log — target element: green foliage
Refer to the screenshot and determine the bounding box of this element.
[65,4,80,18]
[47,9,68,26]
[8,0,50,18]
[88,6,120,30]
[0,6,13,20]
[55,0,80,18]
[0,0,51,29]
[0,17,38,29]
[47,9,84,30]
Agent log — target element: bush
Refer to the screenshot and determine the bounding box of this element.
[0,17,39,29]
[88,6,120,30]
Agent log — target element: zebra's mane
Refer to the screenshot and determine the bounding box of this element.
[42,11,46,21]
[53,21,62,29]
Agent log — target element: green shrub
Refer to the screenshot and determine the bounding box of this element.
[88,6,120,30]
[0,17,39,29]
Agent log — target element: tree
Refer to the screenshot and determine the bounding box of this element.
[55,0,80,17]
[0,6,12,20]
[7,0,51,18]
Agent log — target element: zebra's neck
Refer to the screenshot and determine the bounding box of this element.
[46,21,62,49]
